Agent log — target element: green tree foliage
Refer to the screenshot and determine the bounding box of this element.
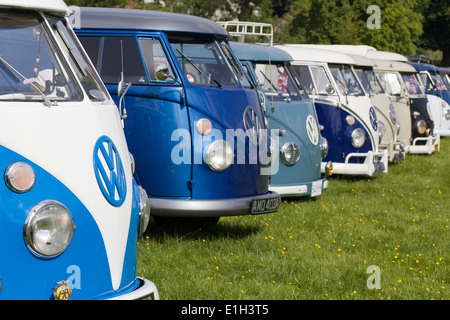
[281,0,423,55]
[419,0,450,66]
[64,0,447,61]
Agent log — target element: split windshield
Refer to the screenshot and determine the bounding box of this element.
[329,64,364,96]
[169,35,239,87]
[354,68,384,94]
[254,63,301,100]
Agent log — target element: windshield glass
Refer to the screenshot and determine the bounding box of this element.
[355,68,384,94]
[377,72,402,95]
[254,63,301,100]
[291,64,334,96]
[169,35,238,87]
[442,74,450,90]
[219,41,252,88]
[329,65,364,96]
[0,11,81,102]
[402,73,423,95]
[48,16,109,101]
[430,73,449,90]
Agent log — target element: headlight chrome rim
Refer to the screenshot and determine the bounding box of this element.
[320,137,328,159]
[280,142,301,166]
[138,185,151,236]
[24,200,75,258]
[204,140,234,172]
[351,128,366,148]
[389,104,397,125]
[416,119,427,135]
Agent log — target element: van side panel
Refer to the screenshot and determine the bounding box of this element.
[107,85,192,198]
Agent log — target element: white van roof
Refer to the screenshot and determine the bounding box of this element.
[299,44,378,57]
[276,44,357,65]
[0,0,68,14]
[348,54,375,67]
[372,59,416,73]
[366,50,408,62]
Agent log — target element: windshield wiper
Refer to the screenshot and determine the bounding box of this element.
[0,57,54,107]
[176,48,221,88]
[259,70,278,92]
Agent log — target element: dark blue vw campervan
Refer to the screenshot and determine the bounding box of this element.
[408,62,450,105]
[74,7,279,224]
[231,42,330,197]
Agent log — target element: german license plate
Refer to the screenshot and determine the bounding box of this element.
[250,196,280,214]
[311,180,322,197]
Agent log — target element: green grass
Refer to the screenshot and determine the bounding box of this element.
[138,138,450,300]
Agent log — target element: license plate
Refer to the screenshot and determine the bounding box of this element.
[250,196,280,214]
[311,180,322,197]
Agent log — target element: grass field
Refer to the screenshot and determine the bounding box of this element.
[138,137,449,300]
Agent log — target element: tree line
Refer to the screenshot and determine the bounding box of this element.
[66,0,450,66]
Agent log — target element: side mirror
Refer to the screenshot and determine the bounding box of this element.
[155,66,173,81]
[325,83,335,94]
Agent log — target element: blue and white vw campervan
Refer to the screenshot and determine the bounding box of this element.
[74,7,279,224]
[230,41,330,197]
[301,45,405,162]
[407,61,450,136]
[0,0,157,299]
[277,45,388,176]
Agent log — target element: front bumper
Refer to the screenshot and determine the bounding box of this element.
[108,278,159,300]
[269,178,328,198]
[380,141,406,162]
[321,150,388,176]
[406,134,440,154]
[149,191,280,217]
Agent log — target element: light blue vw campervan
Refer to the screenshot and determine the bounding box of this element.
[231,41,330,197]
[74,7,279,224]
[0,0,157,299]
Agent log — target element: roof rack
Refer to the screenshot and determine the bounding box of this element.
[217,21,273,45]
[407,54,430,63]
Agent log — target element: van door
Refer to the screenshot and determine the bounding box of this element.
[78,34,191,198]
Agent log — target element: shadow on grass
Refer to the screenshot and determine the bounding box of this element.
[144,216,264,243]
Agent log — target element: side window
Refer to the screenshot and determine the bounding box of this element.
[292,65,314,95]
[310,66,333,95]
[101,37,147,85]
[78,36,101,68]
[138,38,175,82]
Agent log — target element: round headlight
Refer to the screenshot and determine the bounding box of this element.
[351,128,366,148]
[138,185,151,236]
[280,142,301,166]
[24,201,75,258]
[389,104,397,125]
[5,162,35,193]
[204,140,234,172]
[416,119,427,135]
[320,137,328,158]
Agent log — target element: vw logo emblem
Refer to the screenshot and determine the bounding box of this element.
[93,135,127,207]
[369,107,378,131]
[243,106,261,146]
[306,115,319,145]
